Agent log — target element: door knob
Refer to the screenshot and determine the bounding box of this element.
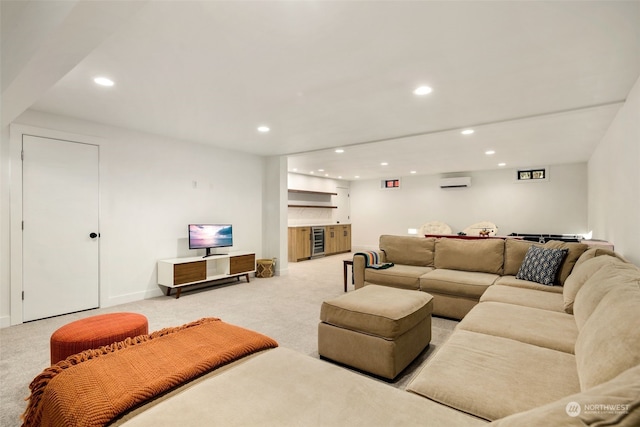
[89,232,99,239]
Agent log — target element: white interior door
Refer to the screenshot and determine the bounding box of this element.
[22,135,100,322]
[335,187,350,224]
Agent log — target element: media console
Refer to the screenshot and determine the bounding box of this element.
[157,252,256,298]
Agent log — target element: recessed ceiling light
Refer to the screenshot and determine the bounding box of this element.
[335,149,344,153]
[338,176,342,179]
[325,174,329,177]
[292,168,298,172]
[410,170,417,174]
[498,163,506,167]
[257,126,270,133]
[413,86,433,96]
[318,169,325,172]
[461,129,474,135]
[94,77,114,87]
[309,171,314,174]
[380,162,388,166]
[485,150,496,155]
[355,175,360,179]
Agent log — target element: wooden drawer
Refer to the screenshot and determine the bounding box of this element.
[230,254,255,274]
[174,261,206,285]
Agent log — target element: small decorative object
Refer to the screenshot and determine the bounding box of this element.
[457,232,467,236]
[518,168,546,181]
[256,259,275,278]
[463,221,498,237]
[519,171,532,180]
[381,179,401,189]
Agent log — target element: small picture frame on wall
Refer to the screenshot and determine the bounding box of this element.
[519,171,532,180]
[380,178,401,189]
[532,170,545,179]
[517,168,547,182]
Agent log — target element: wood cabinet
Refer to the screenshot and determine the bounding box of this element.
[288,226,311,262]
[325,226,338,254]
[158,252,255,298]
[327,224,351,254]
[173,261,206,285]
[337,224,351,253]
[230,254,256,275]
[288,225,351,261]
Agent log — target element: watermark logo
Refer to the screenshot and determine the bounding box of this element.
[565,401,630,417]
[566,402,581,417]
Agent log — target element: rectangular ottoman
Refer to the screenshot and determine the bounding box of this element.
[318,285,433,380]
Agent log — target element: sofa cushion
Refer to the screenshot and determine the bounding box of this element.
[573,262,640,330]
[407,329,580,421]
[543,240,588,285]
[434,238,504,274]
[494,275,563,293]
[364,264,432,290]
[503,239,587,285]
[379,235,436,267]
[516,245,568,286]
[573,246,624,272]
[320,285,433,340]
[480,284,565,312]
[458,301,578,353]
[488,364,640,427]
[118,347,488,427]
[428,294,480,320]
[420,269,499,299]
[503,239,538,276]
[574,274,640,391]
[563,255,627,314]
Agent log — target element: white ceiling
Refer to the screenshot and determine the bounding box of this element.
[3,1,640,180]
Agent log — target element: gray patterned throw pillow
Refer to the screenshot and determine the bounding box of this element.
[516,245,568,286]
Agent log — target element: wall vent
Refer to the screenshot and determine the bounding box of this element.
[439,177,471,188]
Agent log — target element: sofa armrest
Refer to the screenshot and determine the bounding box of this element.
[352,251,385,289]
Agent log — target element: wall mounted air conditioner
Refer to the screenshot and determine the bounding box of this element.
[439,177,471,188]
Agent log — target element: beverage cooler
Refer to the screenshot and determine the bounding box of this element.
[311,227,325,258]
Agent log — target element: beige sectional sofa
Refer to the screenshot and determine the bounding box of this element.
[126,241,637,425]
[354,235,589,319]
[350,235,640,424]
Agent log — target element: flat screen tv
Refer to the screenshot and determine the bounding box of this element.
[188,224,233,258]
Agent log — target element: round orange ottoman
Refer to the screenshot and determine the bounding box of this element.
[50,312,148,364]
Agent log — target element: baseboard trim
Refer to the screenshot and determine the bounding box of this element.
[0,315,11,329]
[103,288,164,307]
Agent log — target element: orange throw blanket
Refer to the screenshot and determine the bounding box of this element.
[22,318,278,427]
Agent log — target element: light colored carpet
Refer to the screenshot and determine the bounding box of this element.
[0,254,457,426]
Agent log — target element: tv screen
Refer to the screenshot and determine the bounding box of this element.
[189,224,233,252]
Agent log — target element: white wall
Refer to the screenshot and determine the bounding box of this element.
[263,156,289,275]
[0,125,10,326]
[350,163,588,250]
[588,76,640,265]
[287,173,350,226]
[3,110,265,324]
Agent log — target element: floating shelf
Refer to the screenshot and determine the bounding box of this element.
[288,204,338,209]
[288,189,338,196]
